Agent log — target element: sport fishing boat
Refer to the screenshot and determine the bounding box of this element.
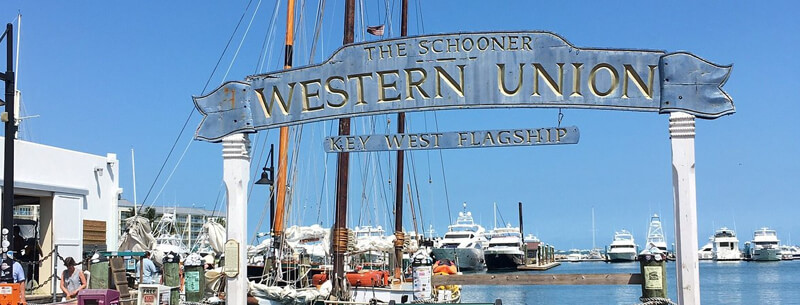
[607,230,637,262]
[745,227,780,261]
[712,227,741,261]
[484,224,525,270]
[645,214,670,255]
[430,203,487,271]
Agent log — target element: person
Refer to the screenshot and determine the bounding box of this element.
[0,252,26,303]
[12,227,25,256]
[137,251,160,284]
[59,257,86,301]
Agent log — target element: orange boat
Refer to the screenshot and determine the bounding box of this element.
[345,270,389,287]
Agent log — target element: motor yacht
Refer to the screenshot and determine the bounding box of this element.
[745,227,780,261]
[430,204,487,270]
[484,224,525,270]
[712,227,741,261]
[607,230,637,262]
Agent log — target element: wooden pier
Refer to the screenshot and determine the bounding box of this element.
[432,273,643,286]
[516,262,561,271]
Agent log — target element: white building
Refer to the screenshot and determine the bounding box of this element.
[118,199,223,250]
[0,137,121,294]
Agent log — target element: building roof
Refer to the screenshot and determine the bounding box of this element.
[118,199,223,218]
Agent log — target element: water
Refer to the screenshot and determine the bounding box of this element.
[459,260,800,304]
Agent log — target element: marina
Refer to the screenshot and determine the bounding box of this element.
[1,1,799,305]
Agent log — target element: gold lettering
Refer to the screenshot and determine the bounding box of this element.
[508,36,519,50]
[483,131,496,146]
[446,38,459,52]
[622,64,657,99]
[377,70,401,102]
[363,46,376,60]
[462,38,474,51]
[435,65,466,98]
[497,130,511,144]
[358,135,370,149]
[419,134,431,147]
[418,40,430,55]
[347,73,374,105]
[457,132,468,146]
[477,37,489,51]
[556,128,568,142]
[571,63,583,97]
[408,134,419,148]
[325,76,349,108]
[432,39,445,53]
[522,36,532,50]
[301,79,323,112]
[532,63,564,97]
[470,132,481,145]
[433,133,442,147]
[379,45,392,59]
[491,36,505,51]
[397,43,407,57]
[526,129,539,143]
[385,134,404,148]
[346,137,356,150]
[513,130,526,144]
[497,63,525,96]
[589,63,619,97]
[254,83,297,118]
[404,68,429,100]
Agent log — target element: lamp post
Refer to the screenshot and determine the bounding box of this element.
[254,144,275,231]
[1,23,17,259]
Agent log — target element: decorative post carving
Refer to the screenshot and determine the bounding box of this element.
[669,112,700,305]
[222,133,250,305]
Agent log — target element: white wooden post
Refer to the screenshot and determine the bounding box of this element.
[669,112,700,305]
[222,133,250,305]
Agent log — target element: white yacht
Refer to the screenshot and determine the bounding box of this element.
[712,227,741,261]
[746,227,780,261]
[430,204,487,270]
[484,224,525,270]
[698,237,714,260]
[645,214,669,254]
[566,249,583,262]
[607,230,637,262]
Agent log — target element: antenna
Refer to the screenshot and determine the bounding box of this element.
[592,207,596,249]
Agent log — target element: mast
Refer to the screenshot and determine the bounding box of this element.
[132,148,138,215]
[592,207,597,250]
[332,0,355,298]
[273,0,296,255]
[393,0,409,281]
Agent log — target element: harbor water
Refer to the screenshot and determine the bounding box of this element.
[460,260,800,304]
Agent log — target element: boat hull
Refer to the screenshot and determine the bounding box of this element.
[484,253,524,270]
[431,247,485,271]
[607,252,637,262]
[752,249,780,261]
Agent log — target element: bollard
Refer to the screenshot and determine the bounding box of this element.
[162,252,181,305]
[638,247,667,299]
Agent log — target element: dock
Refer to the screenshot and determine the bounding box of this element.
[433,273,643,286]
[517,262,561,271]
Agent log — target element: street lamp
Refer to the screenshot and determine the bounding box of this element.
[254,144,275,232]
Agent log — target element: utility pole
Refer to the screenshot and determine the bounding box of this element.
[332,0,355,299]
[1,23,17,257]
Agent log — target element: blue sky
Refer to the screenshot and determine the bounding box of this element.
[4,1,799,250]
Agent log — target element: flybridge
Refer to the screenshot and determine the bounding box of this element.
[193,31,733,142]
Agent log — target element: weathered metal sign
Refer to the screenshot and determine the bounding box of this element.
[194,31,733,142]
[324,126,579,153]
